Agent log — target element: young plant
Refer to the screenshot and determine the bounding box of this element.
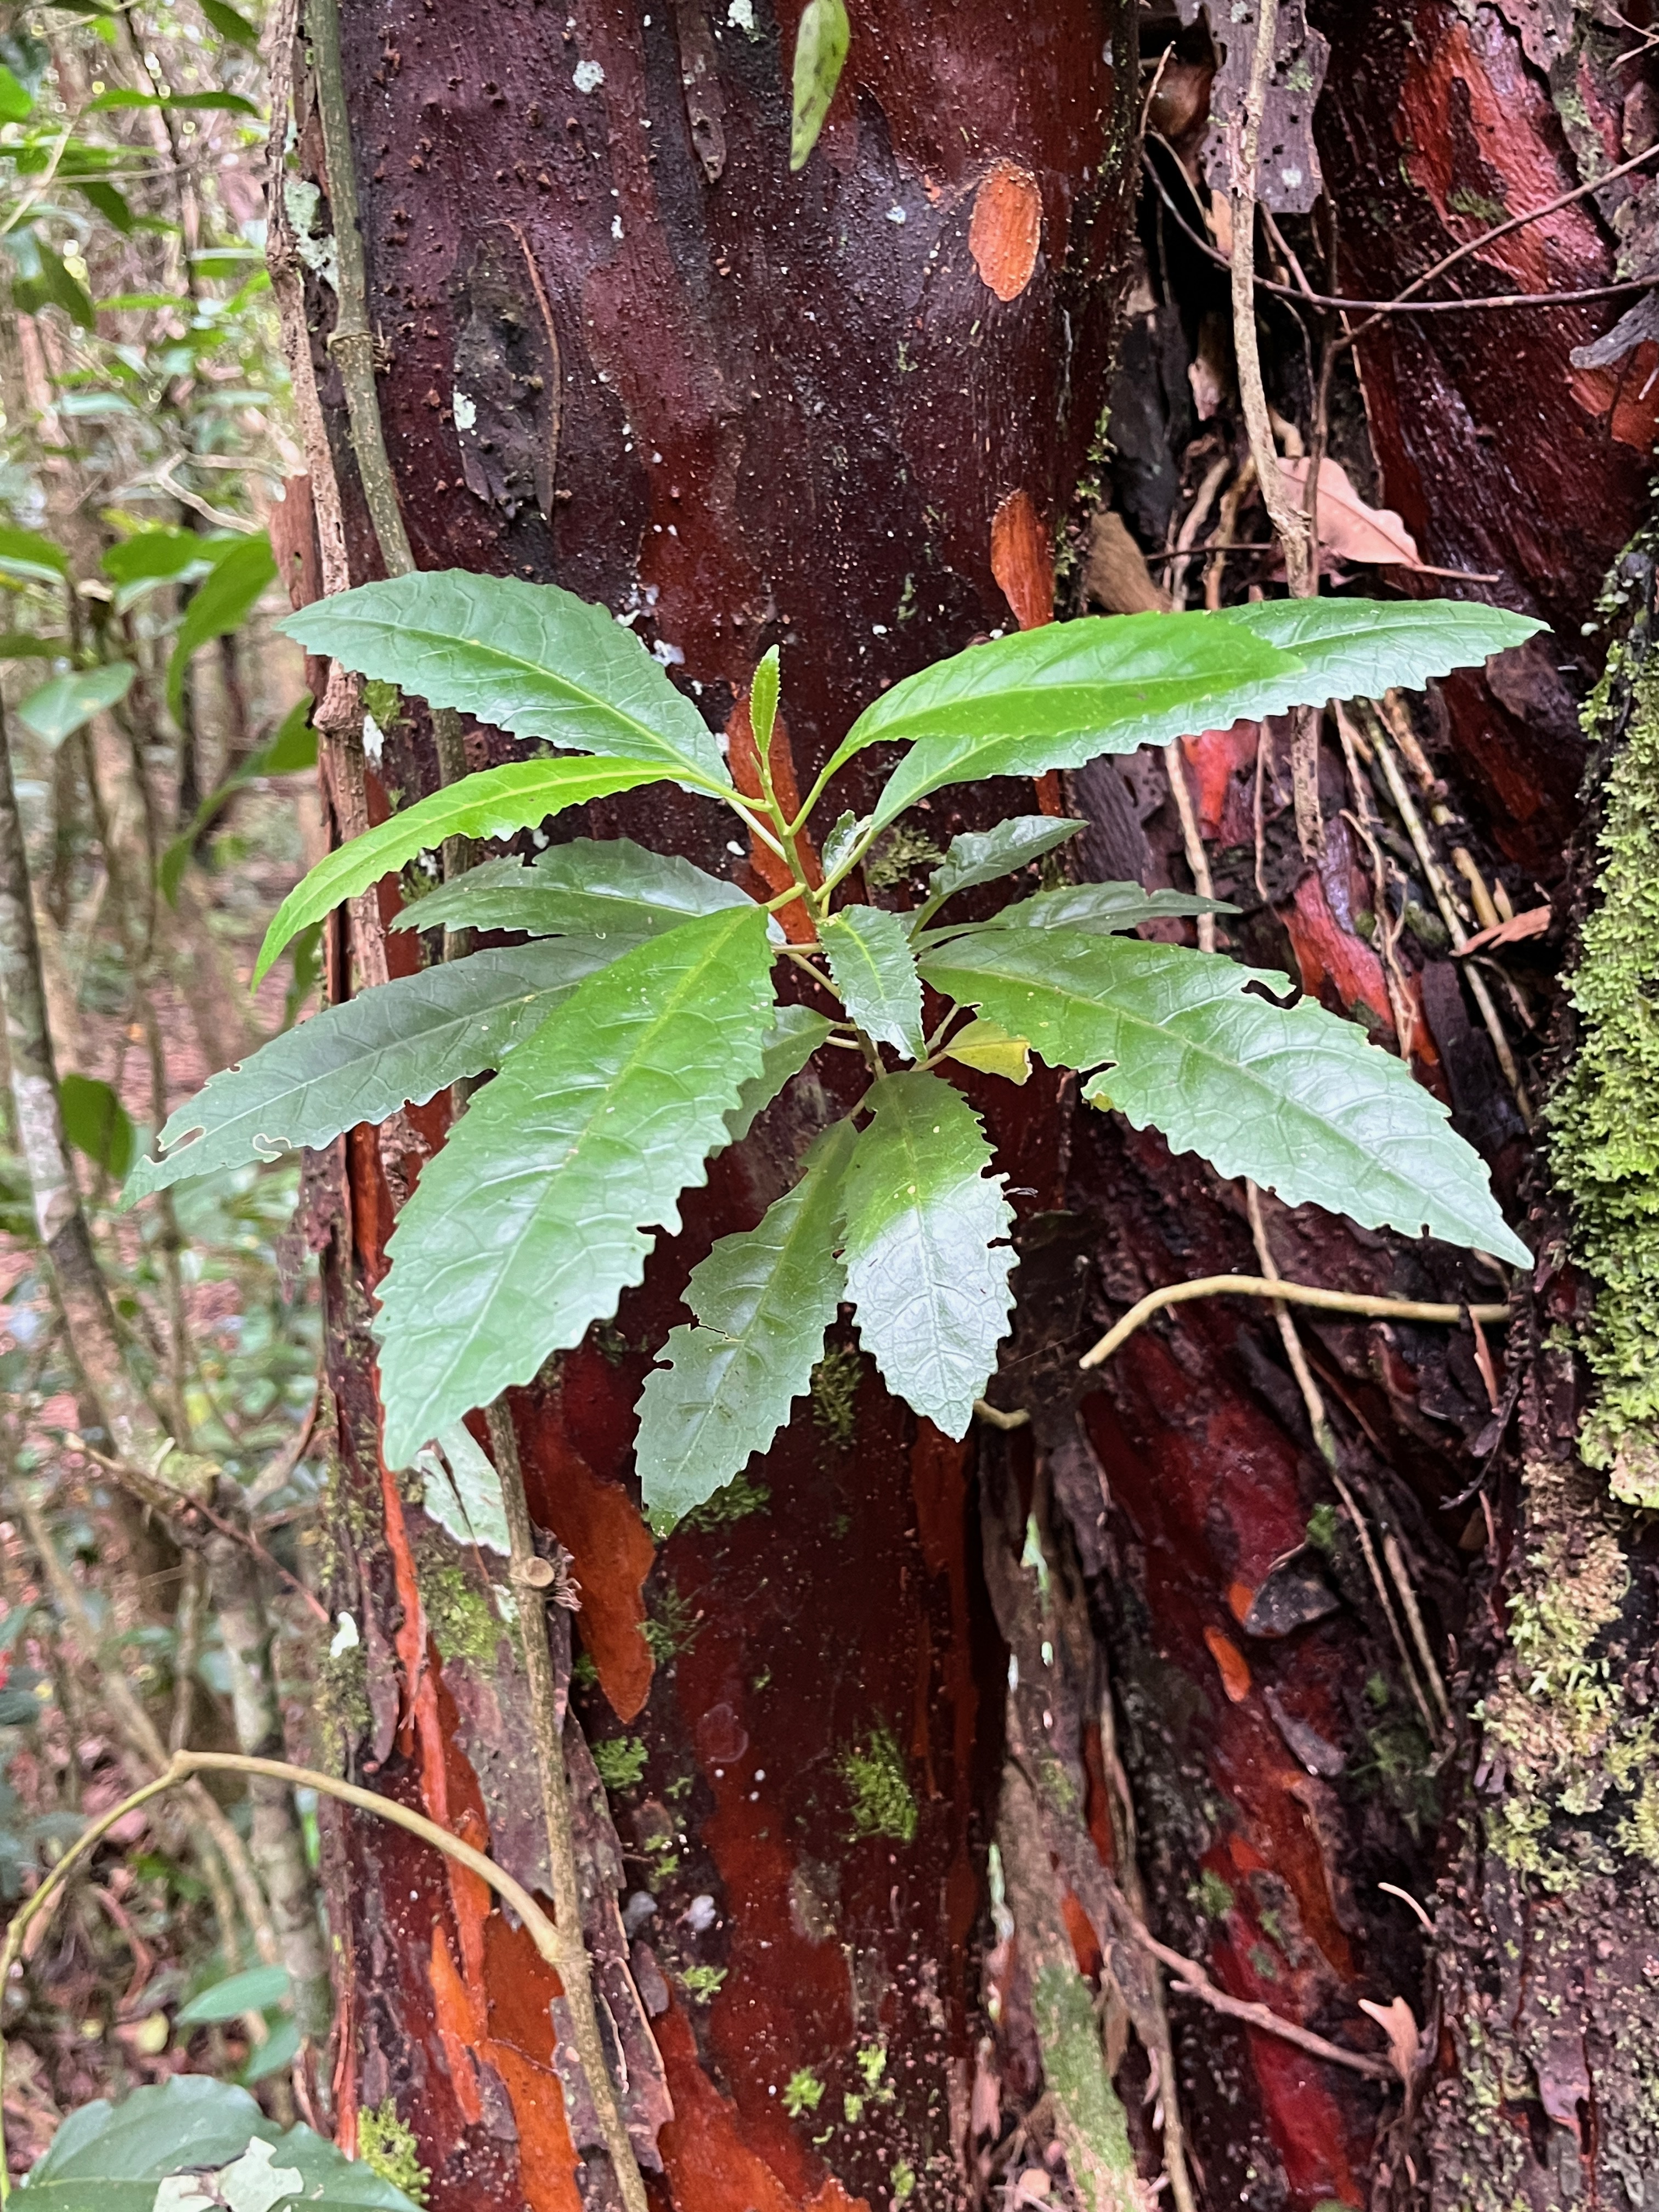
[126,574,1537,1527]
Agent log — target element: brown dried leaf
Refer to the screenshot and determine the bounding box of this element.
[1281,457,1423,569]
[1358,1994,1423,2085]
[1455,905,1551,956]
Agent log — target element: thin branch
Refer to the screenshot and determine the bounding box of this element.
[1079,1273,1510,1369]
[1124,1917,1393,2081]
[0,1746,565,2200]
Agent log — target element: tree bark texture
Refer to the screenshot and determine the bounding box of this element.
[280,1,1659,2205]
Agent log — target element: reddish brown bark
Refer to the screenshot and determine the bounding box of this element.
[285,0,1659,2204]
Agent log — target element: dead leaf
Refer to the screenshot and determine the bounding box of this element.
[1280,456,1423,569]
[1359,1994,1423,2085]
[1455,905,1550,956]
[1011,2171,1053,2206]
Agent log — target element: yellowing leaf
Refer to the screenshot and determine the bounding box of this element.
[944,1017,1031,1085]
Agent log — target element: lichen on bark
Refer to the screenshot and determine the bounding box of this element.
[1549,568,1659,1506]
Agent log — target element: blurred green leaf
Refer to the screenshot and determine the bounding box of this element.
[85,87,259,115]
[789,0,849,170]
[13,241,96,331]
[166,530,275,717]
[16,661,134,748]
[239,2013,302,2083]
[200,0,261,46]
[0,633,63,660]
[0,63,33,119]
[59,1073,136,1180]
[176,1962,291,2024]
[0,526,70,586]
[67,178,131,231]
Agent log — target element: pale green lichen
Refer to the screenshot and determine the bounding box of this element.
[1550,640,1659,1505]
[863,823,943,890]
[358,2098,431,2208]
[839,1724,918,1843]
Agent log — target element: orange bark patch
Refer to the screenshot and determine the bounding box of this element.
[1204,1625,1252,1704]
[429,1925,485,2125]
[990,488,1053,633]
[1226,1579,1256,1626]
[657,2000,870,2212]
[515,1394,656,1722]
[1283,872,1398,1043]
[1180,720,1259,839]
[968,159,1043,302]
[1060,1889,1103,1982]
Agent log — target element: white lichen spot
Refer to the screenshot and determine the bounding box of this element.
[573,57,605,92]
[362,710,384,765]
[651,637,685,667]
[330,1611,360,1658]
[727,0,757,29]
[452,388,477,431]
[887,204,906,224]
[612,213,624,240]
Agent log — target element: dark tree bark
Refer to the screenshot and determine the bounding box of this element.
[274,1,1659,2206]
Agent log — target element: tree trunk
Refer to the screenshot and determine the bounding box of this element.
[275,1,1659,2205]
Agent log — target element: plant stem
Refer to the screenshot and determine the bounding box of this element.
[483,1402,649,2212]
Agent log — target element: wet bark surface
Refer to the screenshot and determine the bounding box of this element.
[285,0,1659,2205]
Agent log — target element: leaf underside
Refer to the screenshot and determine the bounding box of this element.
[922,927,1530,1266]
[252,755,669,985]
[842,1070,1017,1437]
[126,940,635,1200]
[375,905,778,1466]
[918,879,1232,947]
[635,1120,857,1530]
[280,569,732,789]
[924,813,1087,909]
[822,904,925,1059]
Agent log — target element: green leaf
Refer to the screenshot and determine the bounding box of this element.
[822,905,924,1059]
[176,1962,291,2024]
[69,179,132,232]
[0,65,35,120]
[14,242,95,332]
[375,905,777,1466]
[415,1420,509,1553]
[943,1015,1030,1084]
[1215,595,1544,702]
[101,525,211,589]
[251,757,672,986]
[636,1120,856,1530]
[391,835,757,943]
[0,526,70,586]
[826,612,1300,831]
[15,663,134,748]
[920,879,1233,945]
[280,571,733,792]
[725,1003,835,1143]
[22,2076,420,2210]
[750,644,781,753]
[58,1074,135,1180]
[921,929,1531,1267]
[842,1070,1015,1437]
[200,0,261,46]
[166,531,275,718]
[125,941,631,1200]
[261,697,318,775]
[240,2014,303,2085]
[0,634,63,661]
[85,87,260,114]
[923,814,1087,912]
[828,600,1545,834]
[821,810,861,877]
[790,0,850,169]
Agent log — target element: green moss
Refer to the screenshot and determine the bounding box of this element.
[643,1583,699,1663]
[592,1735,648,1791]
[1478,1458,1647,1883]
[314,1642,370,1771]
[358,2098,431,2208]
[1550,648,1659,1505]
[679,1963,726,2004]
[1194,1869,1234,1921]
[420,1554,504,1668]
[1029,1963,1137,2207]
[890,2157,917,2203]
[684,1471,771,1528]
[810,1346,864,1447]
[839,1724,918,1843]
[783,2067,825,2117]
[1305,1502,1341,1555]
[863,824,943,891]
